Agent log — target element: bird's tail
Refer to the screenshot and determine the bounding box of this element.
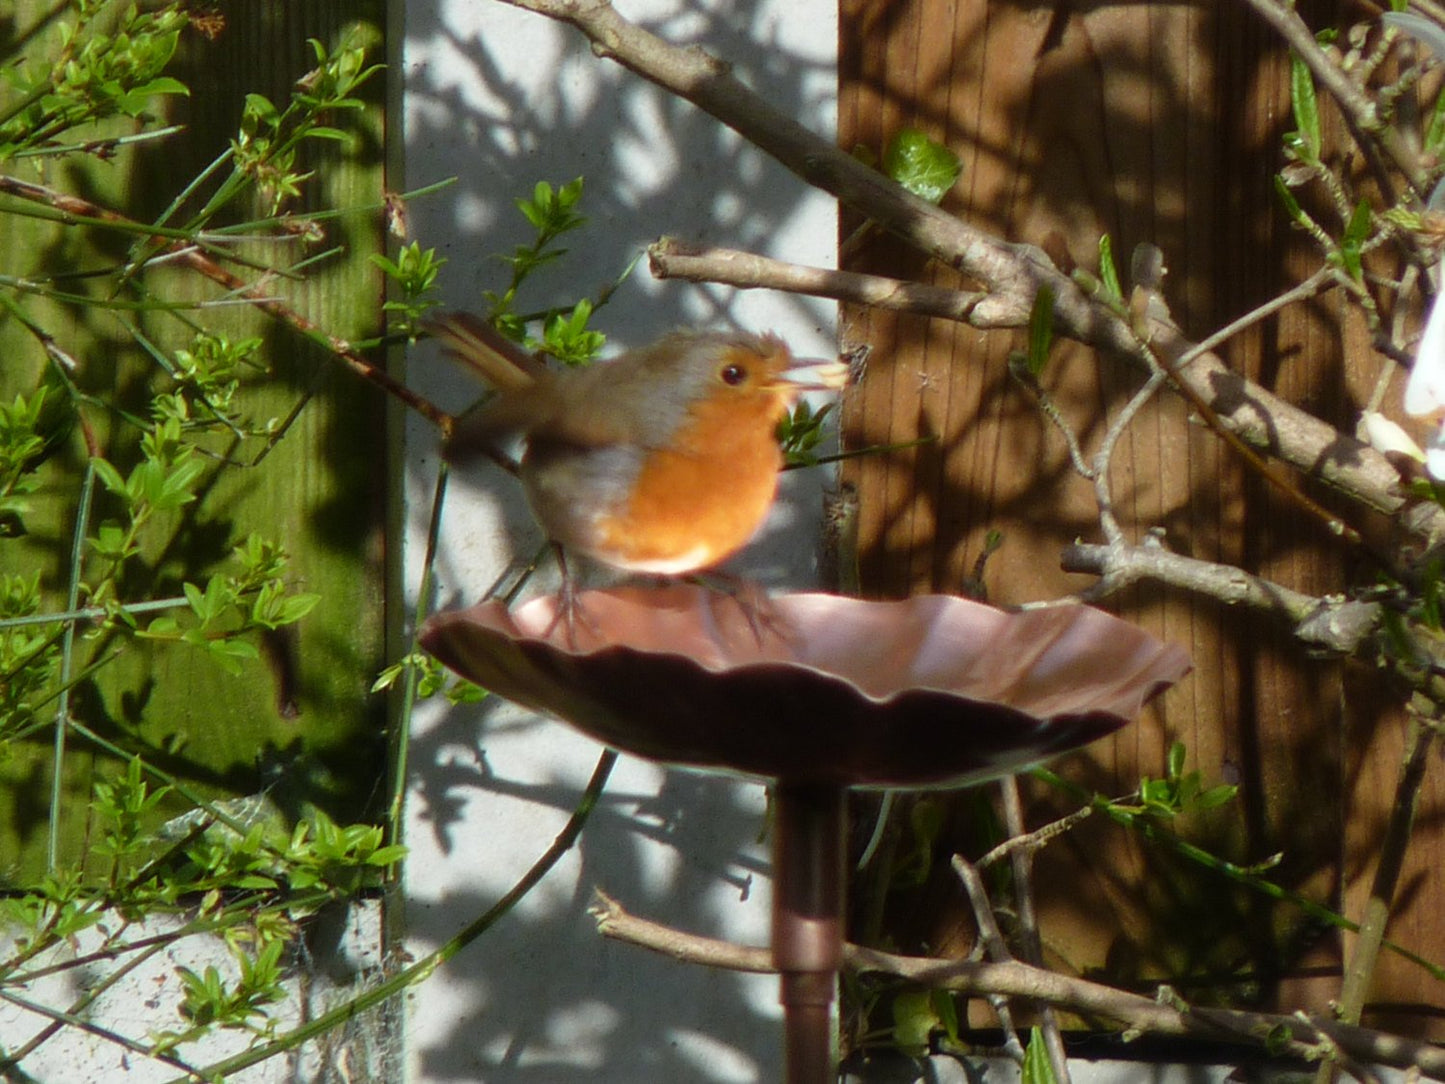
[420,310,547,392]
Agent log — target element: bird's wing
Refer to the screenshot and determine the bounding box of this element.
[422,311,548,391]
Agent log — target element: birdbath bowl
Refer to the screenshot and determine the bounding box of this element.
[421,585,1191,1083]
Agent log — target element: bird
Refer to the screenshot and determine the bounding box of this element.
[423,311,850,598]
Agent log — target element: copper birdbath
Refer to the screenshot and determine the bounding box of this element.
[421,585,1191,1083]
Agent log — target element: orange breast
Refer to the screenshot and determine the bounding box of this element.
[588,390,787,574]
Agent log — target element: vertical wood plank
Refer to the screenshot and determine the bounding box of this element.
[841,0,1441,1033]
[0,2,389,879]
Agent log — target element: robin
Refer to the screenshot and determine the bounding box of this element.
[424,311,850,590]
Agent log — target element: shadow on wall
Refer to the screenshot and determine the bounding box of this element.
[401,1,836,1081]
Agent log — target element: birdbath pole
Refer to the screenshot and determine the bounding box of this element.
[772,781,846,1083]
[421,585,1192,1084]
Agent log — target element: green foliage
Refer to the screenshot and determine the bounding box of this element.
[1021,1027,1057,1084]
[1337,199,1371,281]
[0,572,59,742]
[226,36,381,215]
[779,400,834,467]
[136,537,319,675]
[881,128,962,204]
[1110,741,1238,822]
[1025,284,1055,377]
[1097,234,1123,304]
[890,988,961,1056]
[1285,53,1321,165]
[374,240,447,329]
[486,177,588,328]
[0,386,53,525]
[162,939,288,1048]
[476,176,617,365]
[372,649,485,704]
[543,297,607,367]
[0,4,409,1075]
[0,4,189,160]
[1425,83,1445,156]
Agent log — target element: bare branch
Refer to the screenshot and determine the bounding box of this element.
[648,239,987,319]
[498,0,1440,543]
[1236,0,1426,192]
[1062,539,1383,655]
[0,172,454,432]
[589,890,1445,1078]
[950,855,1028,1059]
[997,778,1072,1084]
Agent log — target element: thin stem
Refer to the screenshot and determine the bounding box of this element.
[0,986,201,1077]
[999,777,1070,1084]
[1237,0,1427,191]
[950,854,1027,1059]
[1030,766,1445,982]
[1328,715,1436,1061]
[47,460,95,872]
[163,750,618,1084]
[1170,267,1335,372]
[386,461,451,858]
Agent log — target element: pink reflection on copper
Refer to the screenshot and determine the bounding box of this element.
[419,585,1190,788]
[421,585,1190,1084]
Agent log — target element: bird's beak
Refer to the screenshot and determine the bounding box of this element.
[777,356,851,392]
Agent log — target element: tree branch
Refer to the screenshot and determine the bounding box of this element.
[589,889,1445,1079]
[648,239,987,320]
[1061,538,1383,655]
[497,0,1440,543]
[1236,0,1427,192]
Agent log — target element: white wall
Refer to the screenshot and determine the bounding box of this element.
[400,1,838,1080]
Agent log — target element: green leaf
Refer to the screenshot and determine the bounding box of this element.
[88,523,134,561]
[930,989,960,1045]
[1026,285,1055,376]
[136,76,189,98]
[890,990,938,1055]
[1290,53,1321,163]
[276,592,321,626]
[141,615,180,638]
[1195,783,1239,811]
[1274,176,1310,229]
[882,128,962,204]
[1339,199,1371,281]
[206,638,259,675]
[1098,234,1123,303]
[364,844,409,867]
[91,458,127,497]
[1167,740,1186,782]
[1022,1027,1057,1084]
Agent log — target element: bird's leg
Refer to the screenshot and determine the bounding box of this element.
[687,570,788,647]
[542,543,601,646]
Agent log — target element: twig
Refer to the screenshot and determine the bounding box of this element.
[950,854,1028,1060]
[589,890,1445,1079]
[1329,714,1437,1070]
[648,238,987,319]
[0,172,453,432]
[1170,267,1336,373]
[998,779,1071,1084]
[1235,0,1427,192]
[1061,538,1383,655]
[976,805,1094,871]
[497,0,1439,544]
[1090,370,1169,545]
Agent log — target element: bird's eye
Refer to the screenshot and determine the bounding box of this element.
[719,363,746,386]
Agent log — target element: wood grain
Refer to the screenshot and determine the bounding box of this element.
[841,0,1441,1034]
[0,2,389,880]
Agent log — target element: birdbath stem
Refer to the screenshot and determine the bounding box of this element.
[772,781,846,1084]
